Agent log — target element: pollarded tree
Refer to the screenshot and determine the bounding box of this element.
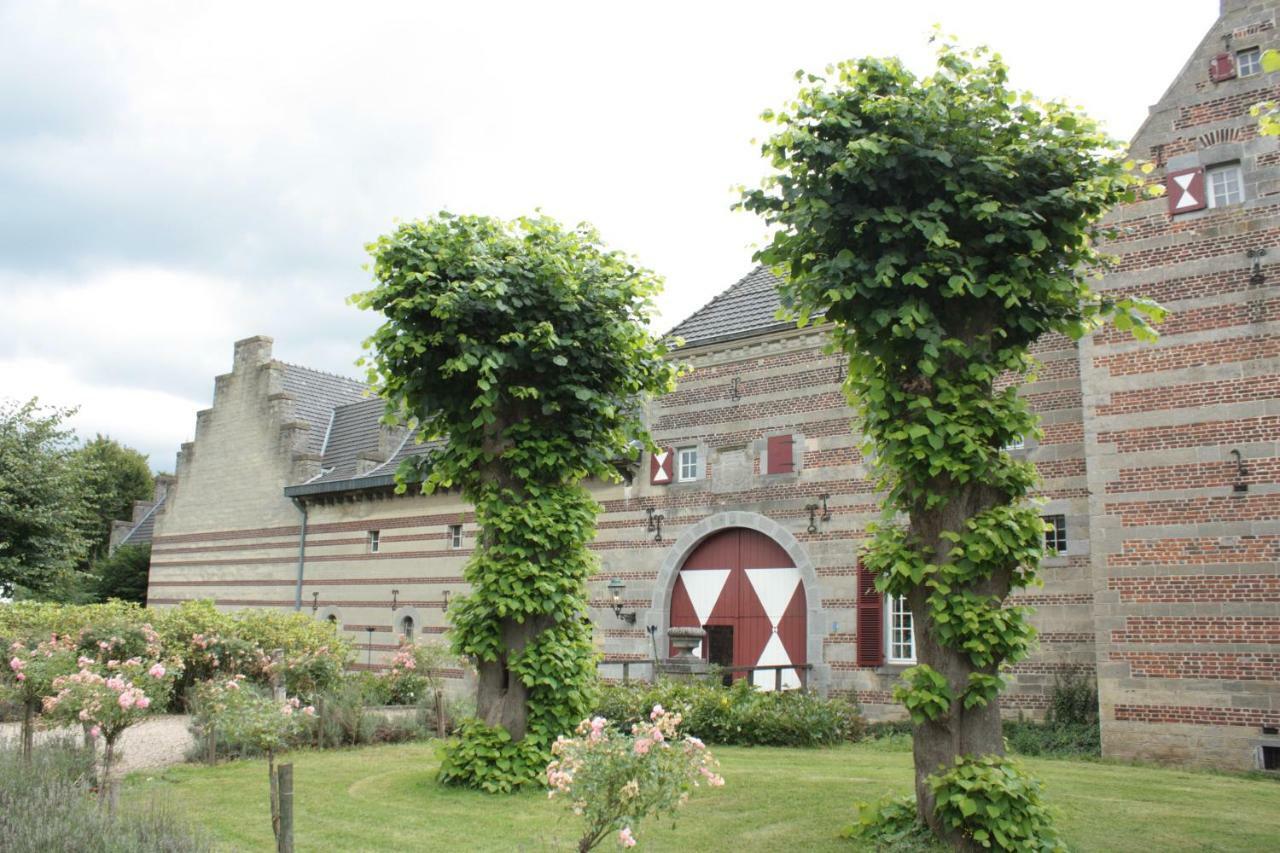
[354,213,677,789]
[742,42,1161,845]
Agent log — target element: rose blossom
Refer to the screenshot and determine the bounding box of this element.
[148,663,166,678]
[633,738,651,756]
[618,827,636,848]
[90,726,101,739]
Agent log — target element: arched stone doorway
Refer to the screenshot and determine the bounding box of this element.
[668,527,806,690]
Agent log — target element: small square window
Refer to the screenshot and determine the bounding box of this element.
[677,447,699,482]
[887,595,915,663]
[1043,515,1067,555]
[1207,164,1243,208]
[448,524,463,550]
[1238,47,1262,77]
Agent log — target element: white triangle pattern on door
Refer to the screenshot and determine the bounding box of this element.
[680,569,729,658]
[744,567,801,691]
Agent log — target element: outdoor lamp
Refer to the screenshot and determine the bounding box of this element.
[607,577,636,624]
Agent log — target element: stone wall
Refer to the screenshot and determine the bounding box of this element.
[1085,0,1280,771]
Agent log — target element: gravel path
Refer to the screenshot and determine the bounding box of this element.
[0,714,195,775]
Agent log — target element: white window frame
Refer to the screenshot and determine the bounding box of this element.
[368,530,380,554]
[1207,163,1243,209]
[1043,514,1067,555]
[886,595,916,664]
[448,524,463,550]
[676,446,699,482]
[1238,47,1262,77]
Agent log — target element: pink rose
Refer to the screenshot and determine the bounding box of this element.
[650,704,664,720]
[15,672,25,682]
[9,656,23,671]
[303,706,316,717]
[148,663,166,678]
[118,692,135,710]
[90,726,101,739]
[619,827,636,848]
[136,695,151,709]
[281,705,294,716]
[633,738,651,756]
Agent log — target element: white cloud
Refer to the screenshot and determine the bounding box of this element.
[0,0,1218,467]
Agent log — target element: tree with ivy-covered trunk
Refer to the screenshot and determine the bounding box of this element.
[354,213,678,790]
[742,41,1162,847]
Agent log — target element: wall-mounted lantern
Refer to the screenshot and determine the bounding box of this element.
[391,589,400,610]
[606,577,637,624]
[1230,449,1249,493]
[1246,248,1267,285]
[730,377,741,401]
[311,591,319,614]
[441,589,451,610]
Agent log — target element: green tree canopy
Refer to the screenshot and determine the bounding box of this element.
[74,435,153,564]
[354,212,678,790]
[91,543,151,605]
[741,40,1160,846]
[0,399,93,598]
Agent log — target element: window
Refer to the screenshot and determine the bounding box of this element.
[1207,163,1243,208]
[368,530,380,553]
[677,446,699,482]
[448,524,463,549]
[1262,745,1280,771]
[887,596,915,663]
[1238,47,1262,77]
[1004,435,1025,451]
[400,614,415,640]
[1043,515,1067,554]
[326,614,338,626]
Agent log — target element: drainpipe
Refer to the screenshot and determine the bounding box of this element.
[291,497,308,611]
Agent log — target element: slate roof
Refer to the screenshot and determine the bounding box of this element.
[667,266,794,348]
[117,497,163,549]
[280,364,369,455]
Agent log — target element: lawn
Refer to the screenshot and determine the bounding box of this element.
[126,741,1279,852]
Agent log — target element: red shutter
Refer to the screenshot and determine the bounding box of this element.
[855,561,884,668]
[1209,52,1237,83]
[650,447,674,485]
[766,434,794,474]
[1166,167,1207,215]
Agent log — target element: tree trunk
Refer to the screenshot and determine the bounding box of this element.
[268,749,280,844]
[475,614,552,740]
[908,483,1010,846]
[434,688,446,738]
[21,699,34,763]
[99,736,117,814]
[315,695,325,749]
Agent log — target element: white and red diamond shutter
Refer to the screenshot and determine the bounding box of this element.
[855,561,884,667]
[1209,52,1237,83]
[766,434,794,474]
[1166,167,1206,216]
[650,447,674,485]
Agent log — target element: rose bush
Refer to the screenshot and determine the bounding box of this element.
[2,633,78,760]
[546,705,723,851]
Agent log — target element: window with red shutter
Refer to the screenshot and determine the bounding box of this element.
[855,562,884,667]
[1166,167,1207,215]
[765,434,794,475]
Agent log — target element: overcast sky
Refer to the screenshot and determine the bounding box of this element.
[1,1,1218,471]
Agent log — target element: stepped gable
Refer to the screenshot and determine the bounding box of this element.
[667,266,796,348]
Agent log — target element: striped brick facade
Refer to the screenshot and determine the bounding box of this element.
[1082,0,1280,771]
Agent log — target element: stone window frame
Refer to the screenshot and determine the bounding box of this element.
[1043,514,1068,555]
[1207,161,1244,208]
[666,440,707,492]
[1237,45,1262,77]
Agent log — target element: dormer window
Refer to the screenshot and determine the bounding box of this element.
[1207,163,1243,208]
[1238,47,1262,77]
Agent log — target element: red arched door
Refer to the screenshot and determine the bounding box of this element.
[668,528,806,690]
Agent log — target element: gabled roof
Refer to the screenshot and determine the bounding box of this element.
[117,496,163,549]
[667,266,794,348]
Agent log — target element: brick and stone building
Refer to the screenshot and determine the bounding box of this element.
[133,0,1279,772]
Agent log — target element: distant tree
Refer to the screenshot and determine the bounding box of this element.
[73,435,153,565]
[0,399,92,598]
[91,543,151,605]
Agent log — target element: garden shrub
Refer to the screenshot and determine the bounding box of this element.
[927,755,1066,851]
[547,706,723,851]
[1004,719,1100,759]
[842,794,943,850]
[595,678,862,747]
[0,736,207,853]
[1045,671,1099,728]
[437,718,548,793]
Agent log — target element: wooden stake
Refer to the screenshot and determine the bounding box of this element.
[277,763,294,853]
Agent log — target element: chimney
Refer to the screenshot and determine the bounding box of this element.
[233,335,274,373]
[153,474,176,504]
